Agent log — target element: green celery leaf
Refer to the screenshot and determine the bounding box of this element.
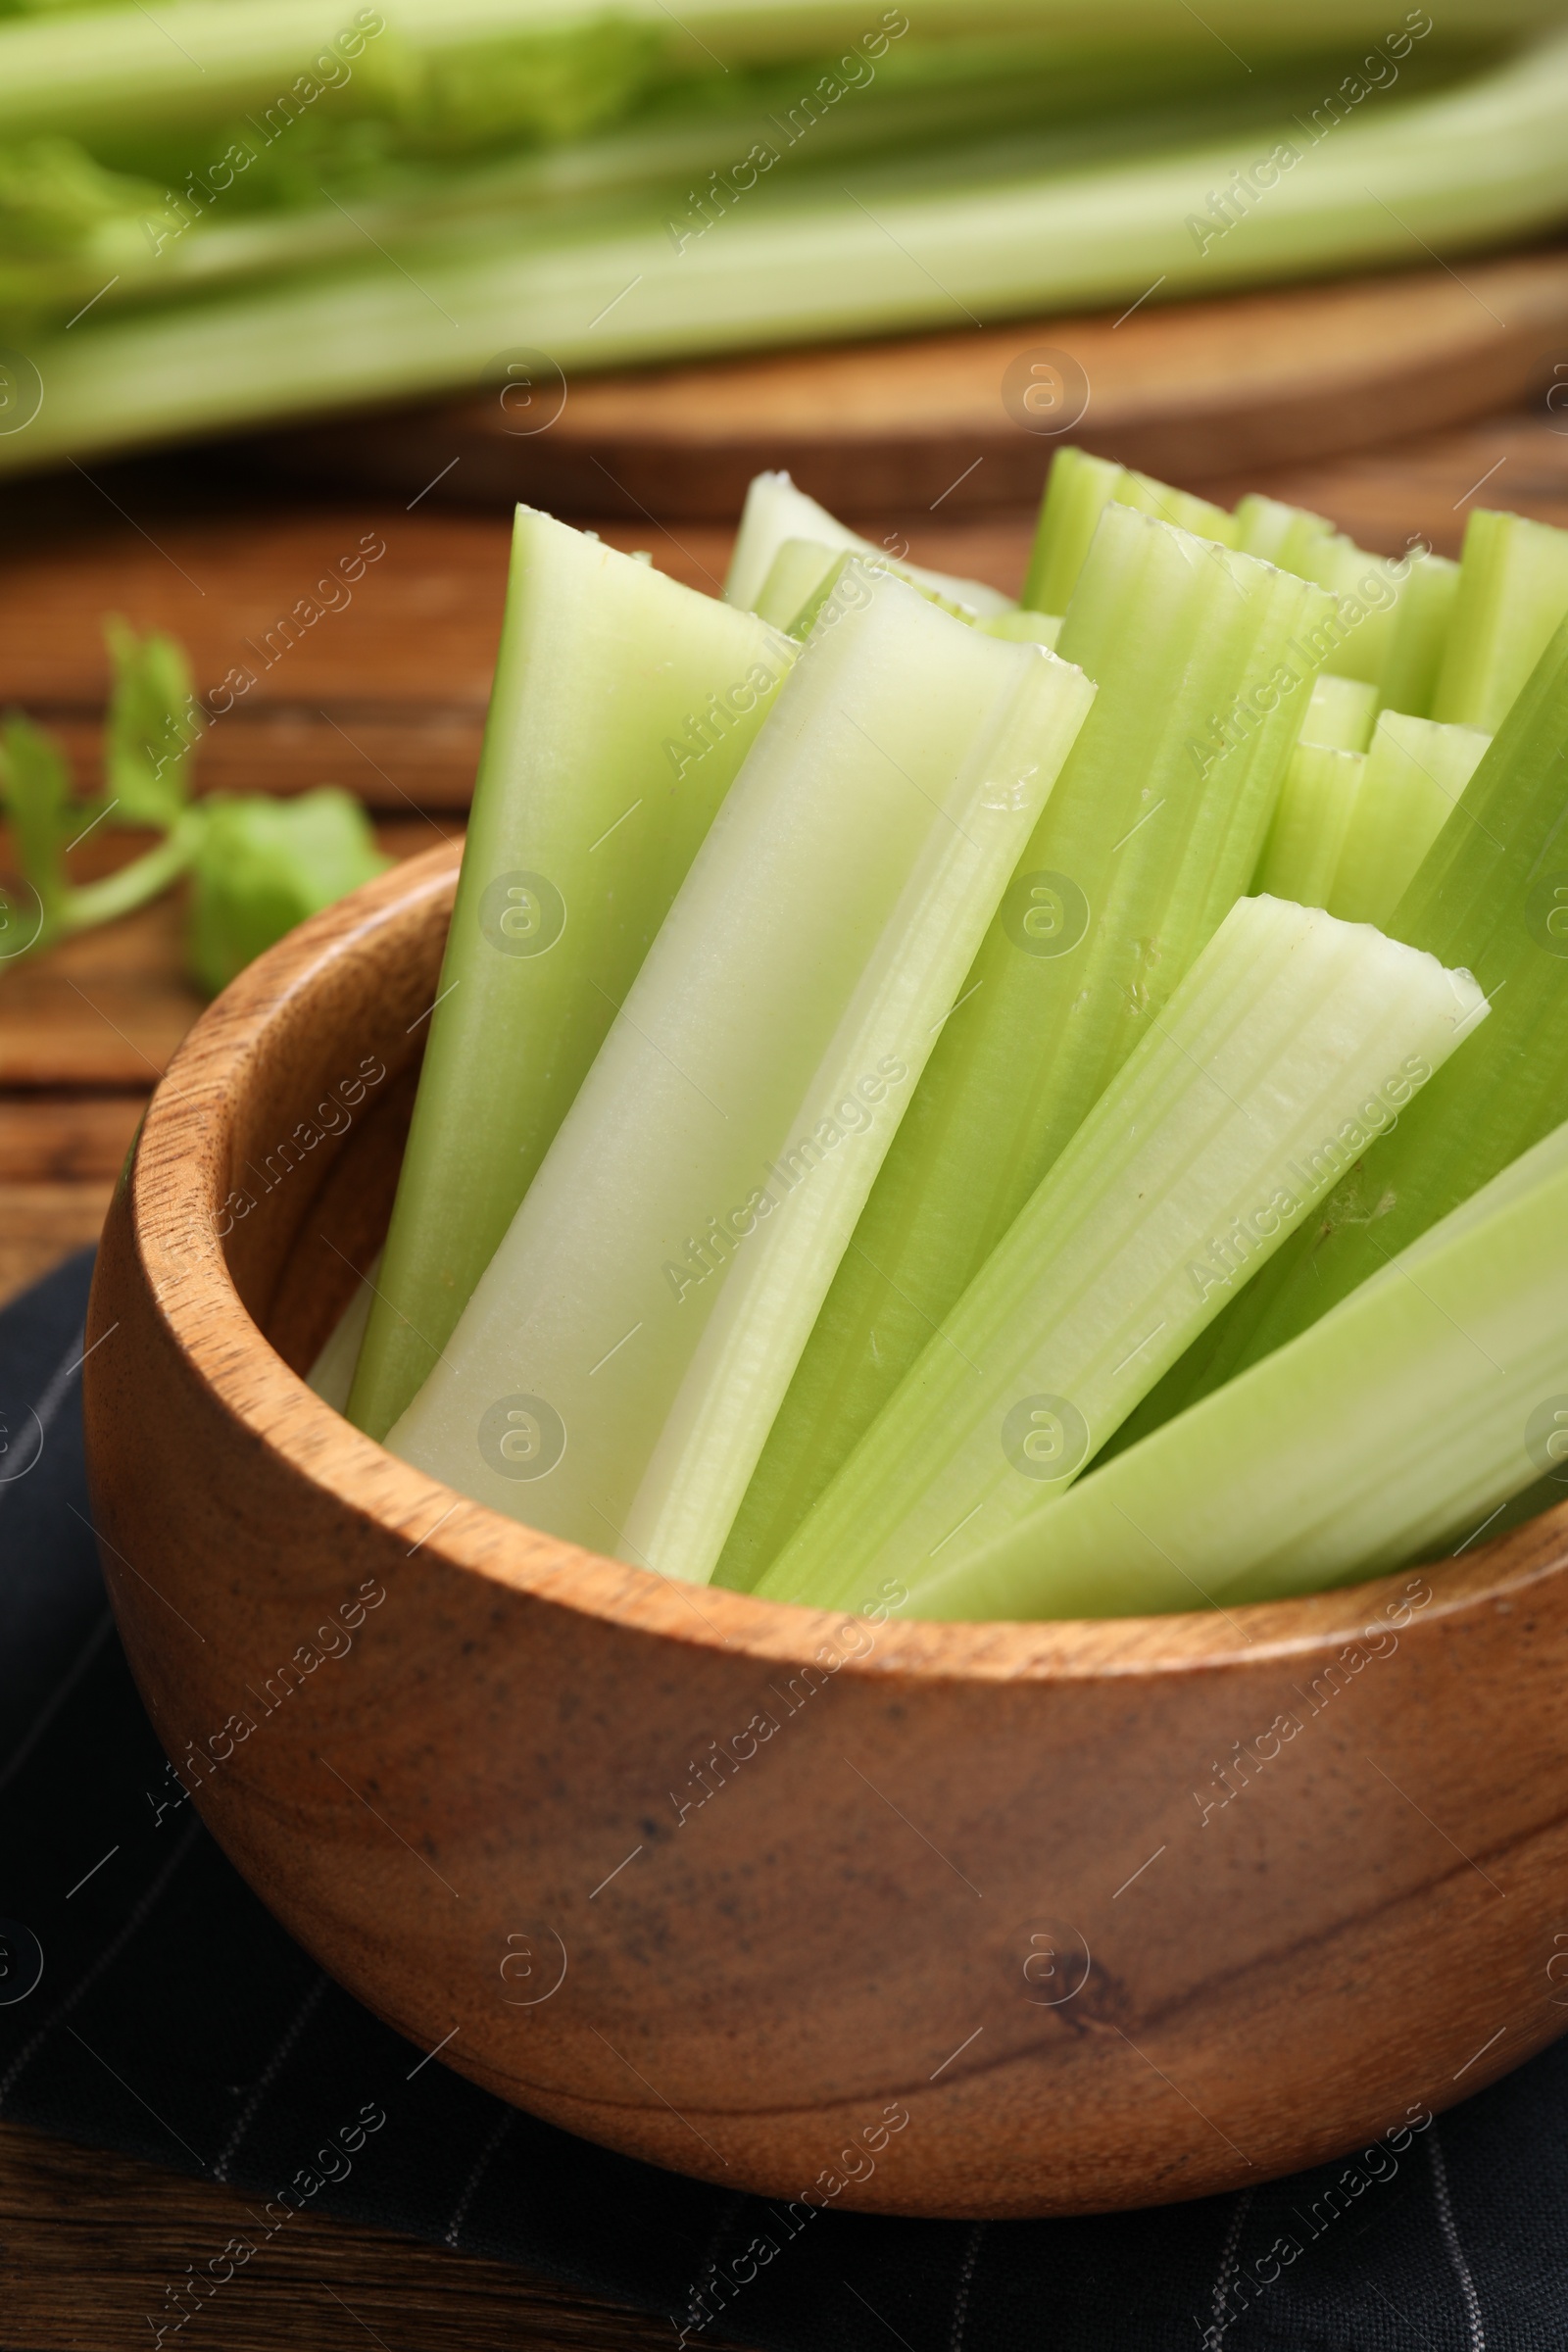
[186,787,388,997]
[0,709,74,920]
[103,614,201,825]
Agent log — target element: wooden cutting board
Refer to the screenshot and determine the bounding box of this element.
[270,247,1568,518]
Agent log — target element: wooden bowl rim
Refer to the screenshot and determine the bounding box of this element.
[117,840,1568,1687]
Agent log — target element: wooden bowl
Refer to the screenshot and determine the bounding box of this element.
[84,842,1568,2219]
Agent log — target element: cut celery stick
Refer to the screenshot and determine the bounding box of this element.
[1115,612,1568,1447]
[1432,507,1568,732]
[1298,672,1378,751]
[713,507,1335,1592]
[1328,711,1491,929]
[345,511,794,1443]
[1114,469,1239,545]
[1252,742,1364,909]
[927,1117,1568,1622]
[308,1254,380,1416]
[1233,506,1459,722]
[723,473,848,609]
[755,539,984,641]
[984,611,1062,647]
[1294,532,1406,687]
[1238,499,1449,705]
[789,549,981,639]
[1019,445,1237,615]
[1377,551,1459,719]
[1232,491,1334,572]
[1019,449,1122,617]
[386,567,1094,1585]
[753,896,1486,1615]
[752,539,841,633]
[724,472,1008,619]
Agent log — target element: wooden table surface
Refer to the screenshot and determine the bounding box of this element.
[3,395,1568,2345]
[0,2121,704,2351]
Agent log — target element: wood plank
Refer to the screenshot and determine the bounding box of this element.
[0,817,457,1087]
[269,248,1568,518]
[0,1093,146,1182]
[0,1101,146,1303]
[0,822,458,1298]
[0,1179,118,1304]
[0,508,509,816]
[0,2121,734,2352]
[0,893,200,1092]
[0,505,730,811]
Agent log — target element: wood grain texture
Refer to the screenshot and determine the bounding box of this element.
[0,821,455,1302]
[269,249,1568,518]
[81,841,1568,2221]
[0,506,508,814]
[0,1100,144,1300]
[0,2122,716,2351]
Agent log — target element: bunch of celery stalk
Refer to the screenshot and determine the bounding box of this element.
[318,449,1568,1625]
[4,0,1568,470]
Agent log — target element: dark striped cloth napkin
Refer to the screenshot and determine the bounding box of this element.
[1,1250,1561,2350]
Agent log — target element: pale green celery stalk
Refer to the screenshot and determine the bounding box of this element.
[931,1117,1568,1622]
[10,38,1512,325]
[725,473,1008,618]
[1294,532,1407,687]
[1019,445,1235,616]
[309,1250,380,1413]
[1114,469,1238,543]
[753,538,840,631]
[1232,491,1334,571]
[713,506,1334,1592]
[386,567,1094,1585]
[1019,449,1120,615]
[32,52,1148,328]
[1377,551,1459,718]
[1327,710,1490,928]
[1238,498,1446,702]
[346,510,794,1443]
[1111,613,1568,1451]
[17,29,1568,475]
[0,0,1020,146]
[0,0,1546,147]
[753,895,1486,1614]
[1432,507,1568,731]
[789,548,981,635]
[1298,672,1377,750]
[755,543,988,641]
[1252,741,1364,909]
[984,611,1061,646]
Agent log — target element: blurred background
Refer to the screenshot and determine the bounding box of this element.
[4,0,1568,1305]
